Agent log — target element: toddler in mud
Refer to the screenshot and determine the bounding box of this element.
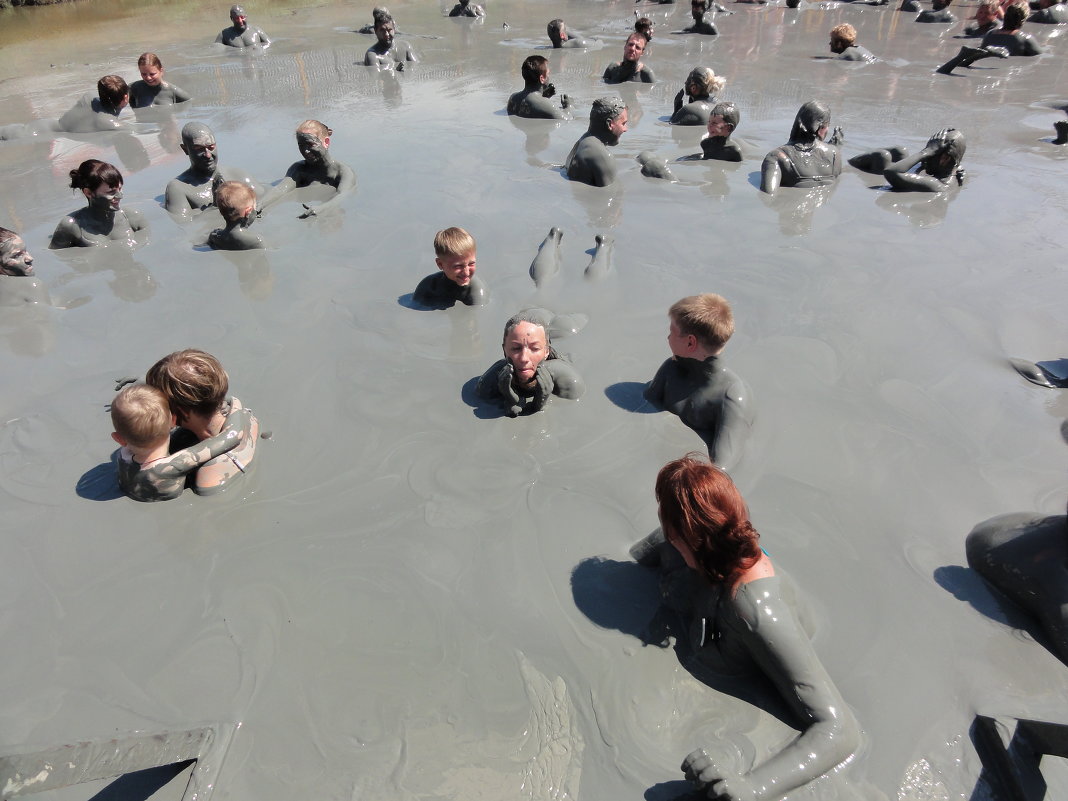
[111,383,255,502]
[145,349,260,494]
[209,181,264,250]
[412,227,488,308]
[644,294,753,470]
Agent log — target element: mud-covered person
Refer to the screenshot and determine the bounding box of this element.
[364,10,417,69]
[507,56,570,120]
[565,97,628,188]
[413,226,488,308]
[111,383,254,502]
[129,53,191,107]
[209,181,263,250]
[217,4,271,47]
[477,311,584,416]
[259,120,356,219]
[146,349,260,494]
[644,294,753,469]
[604,32,656,84]
[50,159,148,248]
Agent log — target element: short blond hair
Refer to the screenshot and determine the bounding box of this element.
[670,294,734,352]
[146,349,229,418]
[111,384,172,449]
[215,181,255,222]
[434,227,476,258]
[830,23,856,46]
[296,119,332,139]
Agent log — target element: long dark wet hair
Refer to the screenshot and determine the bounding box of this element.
[69,159,122,193]
[655,455,761,584]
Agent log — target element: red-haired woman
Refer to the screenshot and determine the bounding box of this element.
[635,455,859,801]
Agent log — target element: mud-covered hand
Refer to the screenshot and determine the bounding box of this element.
[298,203,317,219]
[542,82,556,99]
[532,362,555,410]
[828,126,845,146]
[682,750,759,800]
[496,363,524,417]
[674,88,686,113]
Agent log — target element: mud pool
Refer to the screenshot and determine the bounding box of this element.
[2,0,1068,798]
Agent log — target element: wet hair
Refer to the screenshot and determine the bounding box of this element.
[591,96,627,129]
[371,6,391,24]
[0,226,17,247]
[434,227,476,259]
[547,18,565,45]
[655,454,761,584]
[1002,1,1028,28]
[521,55,549,84]
[111,384,173,450]
[147,349,230,419]
[634,17,653,41]
[502,310,553,349]
[927,128,967,170]
[215,181,255,223]
[691,0,710,10]
[137,52,163,70]
[709,101,740,131]
[374,12,394,29]
[789,100,831,143]
[230,4,245,18]
[686,66,725,98]
[97,75,129,109]
[69,159,123,194]
[669,293,734,352]
[977,0,1000,15]
[296,119,332,140]
[829,23,856,46]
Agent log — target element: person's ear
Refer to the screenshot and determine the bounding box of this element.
[435,257,445,271]
[322,136,330,148]
[180,142,189,155]
[111,432,126,446]
[687,335,698,352]
[82,187,93,199]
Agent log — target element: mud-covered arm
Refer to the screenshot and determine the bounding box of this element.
[256,28,272,47]
[544,359,585,400]
[300,163,356,218]
[683,588,860,801]
[49,218,80,249]
[171,83,192,103]
[702,379,753,472]
[759,152,783,194]
[476,359,509,400]
[258,172,299,213]
[125,209,148,234]
[149,408,252,481]
[643,359,672,408]
[884,170,947,192]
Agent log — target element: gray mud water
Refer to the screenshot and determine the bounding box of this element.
[2,1,1068,799]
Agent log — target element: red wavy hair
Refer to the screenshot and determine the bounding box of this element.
[655,454,761,584]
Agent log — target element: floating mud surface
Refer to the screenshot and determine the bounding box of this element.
[1,1,1068,799]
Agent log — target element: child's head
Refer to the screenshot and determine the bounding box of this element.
[146,349,229,420]
[111,384,173,450]
[97,74,130,110]
[685,66,725,99]
[1003,1,1028,28]
[215,181,256,223]
[634,17,653,41]
[829,23,857,52]
[669,294,734,356]
[433,227,477,287]
[707,102,740,138]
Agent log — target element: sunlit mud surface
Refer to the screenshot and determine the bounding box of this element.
[2,0,1068,799]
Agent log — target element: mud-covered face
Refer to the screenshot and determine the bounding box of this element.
[606,108,628,145]
[140,65,163,86]
[0,236,34,276]
[829,35,848,53]
[231,9,248,30]
[436,250,476,287]
[707,115,732,138]
[187,136,218,172]
[297,132,329,165]
[503,321,548,386]
[623,35,645,63]
[375,20,395,46]
[691,0,708,20]
[85,183,123,213]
